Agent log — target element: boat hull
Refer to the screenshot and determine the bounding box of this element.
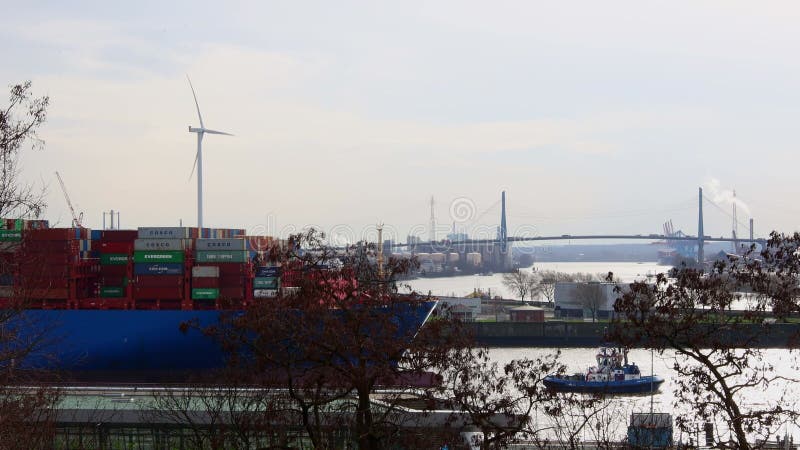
[8,301,437,378]
[543,375,664,394]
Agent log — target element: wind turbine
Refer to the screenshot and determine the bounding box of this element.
[187,76,233,229]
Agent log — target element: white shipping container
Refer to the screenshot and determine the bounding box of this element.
[138,227,191,239]
[192,266,220,278]
[134,239,185,251]
[253,289,279,298]
[195,238,247,251]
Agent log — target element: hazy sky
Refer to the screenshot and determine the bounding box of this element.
[3,1,799,243]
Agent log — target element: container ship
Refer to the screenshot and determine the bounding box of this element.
[0,220,435,380]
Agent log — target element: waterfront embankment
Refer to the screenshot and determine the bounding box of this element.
[469,321,800,348]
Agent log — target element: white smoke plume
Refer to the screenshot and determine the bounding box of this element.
[703,178,752,218]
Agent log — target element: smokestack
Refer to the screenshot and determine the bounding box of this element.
[698,187,704,266]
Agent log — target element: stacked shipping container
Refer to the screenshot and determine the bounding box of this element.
[0,220,25,298]
[21,227,96,304]
[97,229,137,301]
[134,228,190,302]
[0,220,290,309]
[194,238,249,301]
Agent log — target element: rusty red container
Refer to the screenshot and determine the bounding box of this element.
[101,230,138,241]
[36,278,70,289]
[26,228,79,241]
[19,263,71,277]
[100,276,126,287]
[134,275,184,288]
[219,286,244,299]
[100,265,128,277]
[196,263,246,275]
[100,241,134,253]
[23,240,79,252]
[191,277,219,289]
[133,286,183,300]
[218,275,246,287]
[30,287,69,299]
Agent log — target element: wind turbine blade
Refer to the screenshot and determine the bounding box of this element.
[189,149,199,181]
[186,75,205,129]
[203,129,234,136]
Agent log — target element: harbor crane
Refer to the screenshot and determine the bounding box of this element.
[54,171,83,228]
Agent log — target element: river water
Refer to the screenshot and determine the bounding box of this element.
[406,262,800,444]
[405,261,665,299]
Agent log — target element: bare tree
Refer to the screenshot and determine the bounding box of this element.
[198,229,470,450]
[609,236,800,449]
[574,282,606,322]
[502,269,536,301]
[0,81,48,219]
[531,270,573,303]
[149,379,298,450]
[0,81,57,450]
[435,347,609,450]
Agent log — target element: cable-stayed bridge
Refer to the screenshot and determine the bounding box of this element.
[394,188,767,266]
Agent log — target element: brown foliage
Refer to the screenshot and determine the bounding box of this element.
[609,233,800,448]
[0,81,58,449]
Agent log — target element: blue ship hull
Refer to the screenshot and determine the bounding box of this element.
[543,375,664,394]
[9,301,437,379]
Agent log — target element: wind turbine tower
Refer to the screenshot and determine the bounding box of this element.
[187,76,233,229]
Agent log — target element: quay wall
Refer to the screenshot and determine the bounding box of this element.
[468,321,800,348]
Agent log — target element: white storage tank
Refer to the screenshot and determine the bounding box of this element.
[447,253,460,263]
[430,252,446,263]
[466,252,482,266]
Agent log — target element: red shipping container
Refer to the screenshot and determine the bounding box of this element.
[191,277,219,288]
[219,287,244,299]
[36,278,70,289]
[101,276,127,286]
[30,288,69,299]
[100,265,128,277]
[0,253,16,266]
[197,263,247,275]
[16,253,76,266]
[19,263,71,277]
[101,230,138,242]
[100,241,134,253]
[38,253,79,265]
[25,228,79,241]
[133,286,183,300]
[218,275,246,287]
[135,275,184,288]
[23,240,79,252]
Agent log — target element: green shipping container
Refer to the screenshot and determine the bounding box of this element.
[192,288,219,300]
[100,286,125,297]
[134,251,185,264]
[195,251,249,263]
[101,254,130,265]
[14,219,23,231]
[253,277,279,289]
[0,230,22,241]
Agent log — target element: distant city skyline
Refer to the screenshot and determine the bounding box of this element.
[3,1,799,242]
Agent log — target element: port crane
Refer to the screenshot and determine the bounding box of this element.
[54,171,84,228]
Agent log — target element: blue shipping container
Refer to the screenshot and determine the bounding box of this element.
[91,230,103,240]
[133,263,184,276]
[256,266,280,277]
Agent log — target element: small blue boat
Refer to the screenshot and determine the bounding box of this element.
[544,347,664,394]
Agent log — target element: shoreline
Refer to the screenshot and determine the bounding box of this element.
[468,321,800,348]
